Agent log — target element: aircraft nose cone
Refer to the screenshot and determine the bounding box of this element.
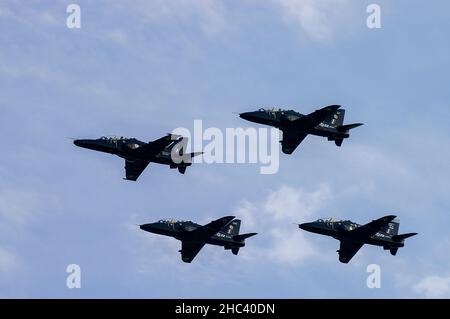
[239,112,254,121]
[73,139,87,147]
[299,222,313,231]
[140,223,162,234]
[139,223,153,231]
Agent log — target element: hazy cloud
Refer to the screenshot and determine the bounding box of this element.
[271,0,353,42]
[413,275,450,298]
[235,185,331,265]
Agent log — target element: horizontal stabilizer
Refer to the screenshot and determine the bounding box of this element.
[392,233,418,242]
[189,152,203,158]
[337,123,363,132]
[233,233,258,242]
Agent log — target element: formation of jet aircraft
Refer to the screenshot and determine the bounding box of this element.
[240,105,363,154]
[74,133,202,181]
[299,215,417,263]
[140,216,257,263]
[73,105,417,264]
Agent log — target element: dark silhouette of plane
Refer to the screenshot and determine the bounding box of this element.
[239,105,363,154]
[299,215,417,263]
[73,134,202,181]
[140,216,257,263]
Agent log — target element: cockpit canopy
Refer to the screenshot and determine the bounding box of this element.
[256,107,296,113]
[99,135,130,142]
[258,107,283,112]
[316,218,340,223]
[315,218,359,230]
[157,219,189,224]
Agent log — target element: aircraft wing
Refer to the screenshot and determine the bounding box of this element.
[338,240,364,263]
[350,215,397,238]
[149,134,181,150]
[190,216,236,239]
[292,105,341,129]
[180,241,205,263]
[125,159,150,181]
[281,130,308,154]
[135,134,181,157]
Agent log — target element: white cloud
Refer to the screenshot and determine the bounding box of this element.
[231,200,257,228]
[0,189,46,226]
[116,0,227,37]
[271,0,353,42]
[110,0,354,42]
[267,228,317,264]
[264,184,331,221]
[413,275,450,298]
[105,29,129,46]
[236,185,331,265]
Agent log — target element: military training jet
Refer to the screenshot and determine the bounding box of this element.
[299,215,417,263]
[239,105,363,154]
[140,216,257,263]
[73,134,202,181]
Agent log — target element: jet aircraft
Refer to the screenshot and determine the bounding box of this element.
[74,134,202,181]
[140,216,257,263]
[239,105,363,154]
[299,215,417,263]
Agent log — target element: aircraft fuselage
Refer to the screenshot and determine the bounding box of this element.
[239,109,349,140]
[299,220,404,248]
[74,137,178,165]
[140,221,246,248]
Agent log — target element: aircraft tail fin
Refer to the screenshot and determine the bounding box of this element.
[336,123,364,133]
[224,219,241,236]
[322,109,345,128]
[231,247,240,255]
[392,233,418,242]
[233,232,258,242]
[382,218,400,236]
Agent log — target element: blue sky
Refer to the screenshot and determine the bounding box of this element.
[1,0,450,298]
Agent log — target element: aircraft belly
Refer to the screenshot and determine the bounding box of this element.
[366,237,398,247]
[310,127,339,138]
[151,157,171,165]
[207,237,239,247]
